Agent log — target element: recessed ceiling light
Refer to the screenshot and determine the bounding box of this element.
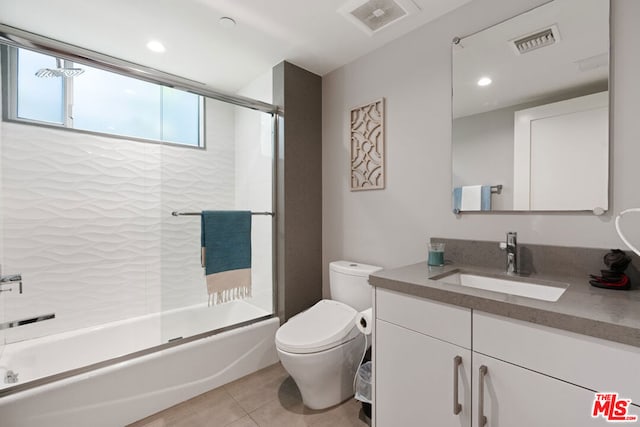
[219,17,236,28]
[477,77,492,87]
[146,40,166,53]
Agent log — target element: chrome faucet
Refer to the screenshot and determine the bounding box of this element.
[499,232,518,274]
[0,313,55,330]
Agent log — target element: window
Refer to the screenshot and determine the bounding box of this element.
[6,47,203,147]
[16,49,65,124]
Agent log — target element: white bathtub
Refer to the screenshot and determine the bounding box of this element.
[0,301,279,427]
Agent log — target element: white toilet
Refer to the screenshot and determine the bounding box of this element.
[275,260,382,410]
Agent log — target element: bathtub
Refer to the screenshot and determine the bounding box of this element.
[0,301,280,427]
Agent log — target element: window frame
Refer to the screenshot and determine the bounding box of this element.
[2,46,206,150]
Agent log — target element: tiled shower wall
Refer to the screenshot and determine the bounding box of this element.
[1,95,273,343]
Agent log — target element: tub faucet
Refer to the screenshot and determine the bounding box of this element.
[499,232,518,274]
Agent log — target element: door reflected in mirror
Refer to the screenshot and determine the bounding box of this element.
[451,0,609,212]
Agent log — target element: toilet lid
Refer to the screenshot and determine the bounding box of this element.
[276,300,360,354]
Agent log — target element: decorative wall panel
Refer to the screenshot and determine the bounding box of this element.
[350,98,385,190]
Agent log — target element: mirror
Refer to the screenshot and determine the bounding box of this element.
[451,0,609,212]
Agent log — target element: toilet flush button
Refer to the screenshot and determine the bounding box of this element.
[350,263,358,267]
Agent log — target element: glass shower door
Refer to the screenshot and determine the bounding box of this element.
[0,265,4,362]
[159,95,275,343]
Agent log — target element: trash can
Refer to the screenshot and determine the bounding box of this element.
[354,361,372,418]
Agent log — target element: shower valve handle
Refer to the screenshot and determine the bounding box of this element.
[0,274,23,294]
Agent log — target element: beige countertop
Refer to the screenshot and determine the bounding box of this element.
[369,262,640,348]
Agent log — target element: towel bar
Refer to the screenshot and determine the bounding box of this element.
[172,211,274,217]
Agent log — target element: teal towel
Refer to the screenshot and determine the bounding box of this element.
[453,186,492,212]
[481,185,492,211]
[453,187,462,213]
[201,211,252,305]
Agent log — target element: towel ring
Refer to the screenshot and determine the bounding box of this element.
[615,208,640,257]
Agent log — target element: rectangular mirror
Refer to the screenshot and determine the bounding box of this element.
[451,0,609,213]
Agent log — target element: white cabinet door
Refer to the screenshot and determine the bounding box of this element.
[473,352,621,427]
[376,319,471,427]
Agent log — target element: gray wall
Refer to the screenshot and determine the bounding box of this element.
[452,106,515,210]
[274,61,323,321]
[322,0,640,295]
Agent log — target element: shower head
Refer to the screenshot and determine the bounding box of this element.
[35,58,84,78]
[35,67,84,78]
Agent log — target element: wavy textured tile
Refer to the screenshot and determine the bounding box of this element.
[1,98,274,344]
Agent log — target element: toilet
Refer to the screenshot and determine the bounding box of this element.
[275,260,382,410]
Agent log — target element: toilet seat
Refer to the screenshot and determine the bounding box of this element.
[276,300,361,354]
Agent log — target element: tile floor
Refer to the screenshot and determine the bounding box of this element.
[128,363,371,427]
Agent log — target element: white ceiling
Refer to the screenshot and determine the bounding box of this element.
[0,0,471,96]
[453,0,609,118]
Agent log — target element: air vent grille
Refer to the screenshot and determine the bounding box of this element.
[350,0,407,32]
[339,0,419,36]
[512,27,558,54]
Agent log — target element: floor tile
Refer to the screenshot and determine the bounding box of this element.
[128,387,246,427]
[180,388,247,426]
[226,416,259,427]
[128,400,194,427]
[223,362,292,413]
[247,375,370,427]
[130,362,371,427]
[305,398,369,427]
[247,396,307,427]
[128,419,167,427]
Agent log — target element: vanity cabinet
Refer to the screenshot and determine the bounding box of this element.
[374,289,640,427]
[375,289,472,427]
[471,312,640,426]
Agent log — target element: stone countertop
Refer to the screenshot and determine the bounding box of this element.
[369,262,640,348]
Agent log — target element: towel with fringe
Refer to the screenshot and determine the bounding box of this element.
[201,210,252,306]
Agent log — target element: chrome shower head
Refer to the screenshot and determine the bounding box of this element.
[35,58,84,78]
[35,67,84,78]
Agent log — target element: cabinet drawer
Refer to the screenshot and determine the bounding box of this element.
[474,311,640,404]
[376,288,471,348]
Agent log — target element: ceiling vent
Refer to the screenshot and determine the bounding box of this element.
[338,0,420,36]
[510,25,560,55]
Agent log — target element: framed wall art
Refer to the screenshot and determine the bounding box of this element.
[350,98,385,191]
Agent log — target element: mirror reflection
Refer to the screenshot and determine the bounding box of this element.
[452,0,609,212]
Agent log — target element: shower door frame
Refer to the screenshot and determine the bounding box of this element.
[0,24,281,115]
[0,23,282,397]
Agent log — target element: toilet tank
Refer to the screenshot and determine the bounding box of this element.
[329,261,382,312]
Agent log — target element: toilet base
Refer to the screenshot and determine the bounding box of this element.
[277,333,366,410]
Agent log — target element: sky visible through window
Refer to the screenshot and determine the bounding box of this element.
[17,49,64,124]
[14,48,201,147]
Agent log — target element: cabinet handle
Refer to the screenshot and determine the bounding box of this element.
[453,355,462,415]
[478,365,488,426]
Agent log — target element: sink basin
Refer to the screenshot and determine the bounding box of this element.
[435,271,568,302]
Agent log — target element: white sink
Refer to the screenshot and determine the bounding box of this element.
[435,271,568,302]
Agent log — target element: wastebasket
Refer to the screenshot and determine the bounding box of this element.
[354,361,372,418]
